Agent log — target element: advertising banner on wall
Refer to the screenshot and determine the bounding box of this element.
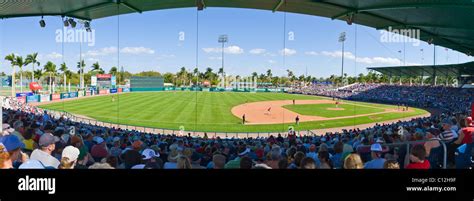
[99,90,109,95]
[40,94,51,102]
[110,88,118,94]
[16,92,33,98]
[26,95,40,103]
[51,94,61,101]
[69,92,78,98]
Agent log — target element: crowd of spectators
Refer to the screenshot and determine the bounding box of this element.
[1,82,473,169]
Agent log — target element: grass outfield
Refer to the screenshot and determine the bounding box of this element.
[283,103,385,118]
[38,91,429,133]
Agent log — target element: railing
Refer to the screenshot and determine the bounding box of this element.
[43,108,317,139]
[356,139,447,169]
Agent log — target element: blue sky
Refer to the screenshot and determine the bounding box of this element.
[1,7,472,77]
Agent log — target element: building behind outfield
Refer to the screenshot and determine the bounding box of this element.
[130,76,164,91]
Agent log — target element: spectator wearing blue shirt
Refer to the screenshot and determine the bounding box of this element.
[364,143,386,169]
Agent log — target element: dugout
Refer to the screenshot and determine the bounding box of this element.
[130,76,165,92]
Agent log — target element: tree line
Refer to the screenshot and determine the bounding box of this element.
[3,52,457,88]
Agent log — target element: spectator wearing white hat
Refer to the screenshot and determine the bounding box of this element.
[364,143,386,169]
[30,133,60,168]
[2,123,15,136]
[131,148,162,169]
[59,146,80,169]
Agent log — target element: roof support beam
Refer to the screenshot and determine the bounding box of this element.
[273,0,285,13]
[65,1,115,16]
[0,13,91,21]
[119,2,142,13]
[332,3,474,20]
[376,24,474,31]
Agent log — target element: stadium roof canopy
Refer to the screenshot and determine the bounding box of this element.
[367,62,474,77]
[1,0,474,56]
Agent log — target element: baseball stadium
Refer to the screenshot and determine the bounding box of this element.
[0,0,473,172]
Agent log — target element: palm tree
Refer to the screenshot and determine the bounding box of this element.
[218,68,224,78]
[44,61,57,93]
[4,54,16,96]
[60,63,68,90]
[91,62,104,75]
[266,69,272,83]
[109,67,118,75]
[77,60,85,89]
[33,69,43,81]
[26,53,40,82]
[15,56,26,93]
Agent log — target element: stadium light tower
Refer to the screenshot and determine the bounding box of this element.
[338,32,346,79]
[218,35,228,78]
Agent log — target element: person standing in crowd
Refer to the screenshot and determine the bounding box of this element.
[364,143,386,169]
[30,133,60,168]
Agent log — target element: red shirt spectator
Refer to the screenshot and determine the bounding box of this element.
[406,160,430,169]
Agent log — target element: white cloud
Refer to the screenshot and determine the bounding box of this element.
[305,51,319,56]
[249,48,267,55]
[320,50,421,66]
[268,60,276,64]
[121,47,155,55]
[82,46,155,57]
[202,45,244,54]
[208,57,222,60]
[45,52,63,59]
[279,48,296,56]
[84,47,118,57]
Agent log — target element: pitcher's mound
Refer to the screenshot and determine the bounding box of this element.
[327,108,345,111]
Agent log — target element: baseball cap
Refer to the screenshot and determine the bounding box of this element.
[370,143,383,152]
[113,136,121,142]
[0,135,25,151]
[94,137,104,144]
[141,148,160,160]
[18,160,45,169]
[62,146,80,161]
[39,133,60,147]
[2,124,15,135]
